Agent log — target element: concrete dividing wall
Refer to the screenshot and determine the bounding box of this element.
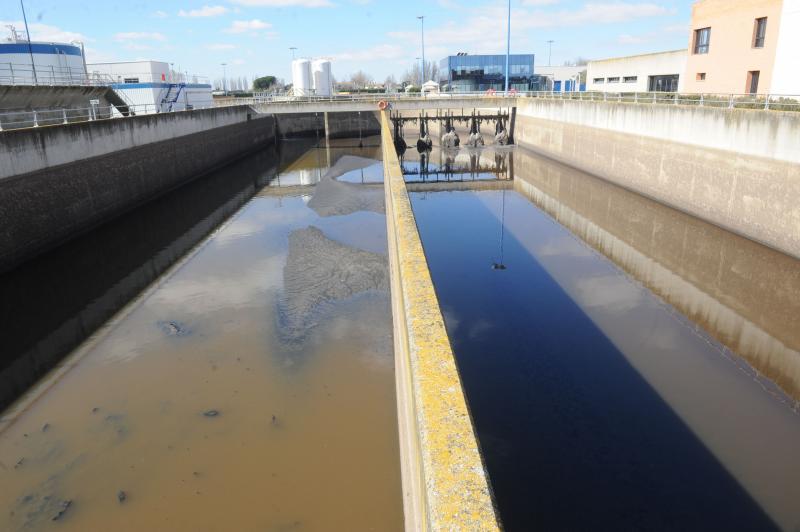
[275,111,380,139]
[381,112,499,530]
[515,99,800,258]
[0,107,275,272]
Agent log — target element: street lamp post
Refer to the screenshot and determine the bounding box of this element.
[221,63,227,96]
[417,16,425,83]
[290,47,297,59]
[504,0,510,94]
[547,40,555,67]
[20,0,37,85]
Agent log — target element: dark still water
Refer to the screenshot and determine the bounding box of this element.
[408,146,800,530]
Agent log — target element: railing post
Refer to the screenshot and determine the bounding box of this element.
[729,94,734,109]
[51,65,55,85]
[765,94,770,110]
[9,63,14,85]
[62,109,68,124]
[653,92,656,104]
[634,92,638,103]
[700,94,704,107]
[32,110,38,127]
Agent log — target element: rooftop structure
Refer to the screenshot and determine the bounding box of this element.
[1,26,87,86]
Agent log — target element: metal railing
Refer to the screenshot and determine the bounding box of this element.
[521,90,800,112]
[0,102,216,131]
[0,63,212,87]
[4,89,798,133]
[222,90,800,112]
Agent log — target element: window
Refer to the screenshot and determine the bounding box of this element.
[623,76,638,83]
[696,72,706,81]
[607,77,620,83]
[648,74,680,92]
[747,70,760,94]
[123,77,139,83]
[694,27,711,54]
[593,77,605,84]
[753,17,767,48]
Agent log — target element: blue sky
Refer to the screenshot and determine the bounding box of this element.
[3,1,694,83]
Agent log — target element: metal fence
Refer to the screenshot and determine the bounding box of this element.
[0,63,212,87]
[2,90,798,132]
[0,102,216,131]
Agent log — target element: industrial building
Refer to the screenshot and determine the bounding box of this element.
[439,54,548,92]
[1,27,87,85]
[87,61,213,113]
[535,65,587,92]
[586,50,687,92]
[291,58,333,97]
[682,0,800,94]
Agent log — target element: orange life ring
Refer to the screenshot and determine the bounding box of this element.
[378,100,388,110]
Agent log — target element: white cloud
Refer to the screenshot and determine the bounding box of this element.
[206,43,237,50]
[523,0,560,5]
[617,33,647,44]
[152,10,169,18]
[230,0,333,5]
[178,5,229,17]
[114,32,167,41]
[223,19,272,33]
[0,20,91,43]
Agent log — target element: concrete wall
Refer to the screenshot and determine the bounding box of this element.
[275,111,380,140]
[515,98,800,258]
[586,50,687,92]
[0,106,275,272]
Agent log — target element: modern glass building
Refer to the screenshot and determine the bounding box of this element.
[439,53,547,92]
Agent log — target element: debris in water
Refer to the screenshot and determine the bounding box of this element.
[14,458,24,469]
[41,423,50,432]
[117,490,127,504]
[158,320,190,337]
[271,415,278,426]
[92,407,100,414]
[203,410,220,418]
[51,500,72,521]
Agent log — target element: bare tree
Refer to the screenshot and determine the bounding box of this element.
[350,70,373,89]
[563,57,589,66]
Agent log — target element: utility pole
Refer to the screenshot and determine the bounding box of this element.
[221,63,227,95]
[546,40,554,67]
[417,16,425,83]
[505,0,511,93]
[20,0,37,85]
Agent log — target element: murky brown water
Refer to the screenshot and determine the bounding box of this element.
[0,142,403,531]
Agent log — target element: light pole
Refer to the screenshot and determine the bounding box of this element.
[221,63,227,95]
[546,40,554,67]
[504,0,511,93]
[20,0,37,85]
[415,57,421,86]
[417,16,425,83]
[289,47,297,59]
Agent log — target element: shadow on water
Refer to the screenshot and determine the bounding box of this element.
[0,141,314,411]
[410,190,778,531]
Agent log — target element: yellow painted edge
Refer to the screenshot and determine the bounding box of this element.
[381,112,500,531]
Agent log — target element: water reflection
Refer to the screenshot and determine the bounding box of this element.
[0,145,290,412]
[0,141,403,531]
[409,146,800,530]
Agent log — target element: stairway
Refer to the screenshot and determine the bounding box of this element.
[160,83,186,112]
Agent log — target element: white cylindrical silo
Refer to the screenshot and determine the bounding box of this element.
[292,59,312,96]
[311,59,332,97]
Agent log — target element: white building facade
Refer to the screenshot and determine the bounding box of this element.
[87,61,212,113]
[535,66,587,92]
[587,50,687,92]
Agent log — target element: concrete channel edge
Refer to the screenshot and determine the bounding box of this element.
[381,111,500,531]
